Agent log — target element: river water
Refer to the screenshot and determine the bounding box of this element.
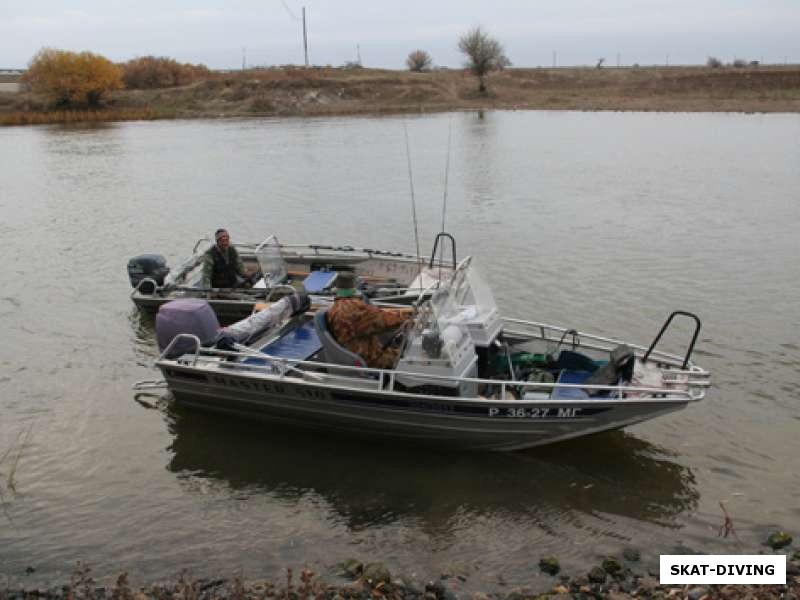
[1,111,798,593]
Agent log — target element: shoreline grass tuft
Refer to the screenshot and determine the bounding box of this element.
[0,107,173,126]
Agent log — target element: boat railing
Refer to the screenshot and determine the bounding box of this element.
[501,317,703,370]
[131,276,160,298]
[192,237,211,254]
[643,311,702,370]
[158,335,702,402]
[229,241,454,270]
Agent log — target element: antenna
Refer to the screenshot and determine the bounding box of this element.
[403,122,423,288]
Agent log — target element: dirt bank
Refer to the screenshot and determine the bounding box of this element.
[2,66,800,124]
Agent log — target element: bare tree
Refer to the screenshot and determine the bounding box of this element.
[457,26,510,94]
[406,49,433,72]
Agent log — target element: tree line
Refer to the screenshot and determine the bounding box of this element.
[21,26,509,109]
[21,49,209,108]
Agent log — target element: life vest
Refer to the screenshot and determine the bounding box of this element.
[208,246,240,288]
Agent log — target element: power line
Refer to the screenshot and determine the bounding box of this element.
[280,0,300,21]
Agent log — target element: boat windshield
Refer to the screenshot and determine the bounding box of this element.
[428,257,498,331]
[254,235,288,286]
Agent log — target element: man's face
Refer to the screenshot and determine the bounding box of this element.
[217,231,230,250]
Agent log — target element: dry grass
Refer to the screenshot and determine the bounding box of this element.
[2,65,799,126]
[0,106,171,126]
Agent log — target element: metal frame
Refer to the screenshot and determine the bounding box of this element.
[156,333,707,403]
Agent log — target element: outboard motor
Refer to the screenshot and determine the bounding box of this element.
[128,254,170,292]
[156,299,220,359]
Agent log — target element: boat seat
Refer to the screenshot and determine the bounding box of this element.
[243,319,322,366]
[313,308,370,377]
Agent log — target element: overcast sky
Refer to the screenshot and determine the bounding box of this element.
[2,0,798,70]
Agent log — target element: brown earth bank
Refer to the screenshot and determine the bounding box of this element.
[2,65,800,124]
[3,552,799,600]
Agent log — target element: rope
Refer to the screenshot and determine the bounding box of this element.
[280,0,301,21]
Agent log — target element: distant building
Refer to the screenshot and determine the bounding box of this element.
[0,70,23,93]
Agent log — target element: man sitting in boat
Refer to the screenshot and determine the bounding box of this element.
[202,228,248,289]
[327,272,411,369]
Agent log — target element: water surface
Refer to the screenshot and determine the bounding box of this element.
[1,111,798,592]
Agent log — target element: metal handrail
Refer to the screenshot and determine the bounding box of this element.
[192,237,211,254]
[428,232,457,270]
[158,344,701,401]
[131,277,160,297]
[158,334,202,364]
[501,317,693,367]
[643,311,702,370]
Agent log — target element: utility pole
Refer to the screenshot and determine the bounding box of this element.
[356,44,362,66]
[617,52,620,67]
[666,53,669,67]
[302,6,309,67]
[242,46,246,71]
[552,50,556,68]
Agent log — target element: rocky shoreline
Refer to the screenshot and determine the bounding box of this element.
[4,545,798,600]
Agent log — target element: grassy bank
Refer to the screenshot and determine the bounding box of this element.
[0,107,171,126]
[1,65,800,125]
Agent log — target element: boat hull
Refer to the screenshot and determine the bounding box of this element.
[160,364,692,451]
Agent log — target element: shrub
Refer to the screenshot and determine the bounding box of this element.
[732,58,747,68]
[123,56,210,89]
[406,50,433,72]
[21,48,123,108]
[707,56,723,68]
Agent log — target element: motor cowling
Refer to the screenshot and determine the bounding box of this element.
[156,299,220,359]
[128,254,170,290]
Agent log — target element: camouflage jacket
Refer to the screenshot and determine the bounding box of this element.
[327,297,409,369]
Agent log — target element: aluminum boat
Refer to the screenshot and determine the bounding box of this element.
[142,256,710,451]
[129,234,457,321]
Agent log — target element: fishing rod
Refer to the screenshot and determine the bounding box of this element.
[403,121,424,290]
[439,115,453,282]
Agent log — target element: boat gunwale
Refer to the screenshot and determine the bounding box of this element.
[131,238,453,304]
[155,334,706,405]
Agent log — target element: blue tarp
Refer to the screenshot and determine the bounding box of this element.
[303,271,338,293]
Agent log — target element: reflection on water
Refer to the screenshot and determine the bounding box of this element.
[166,405,698,531]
